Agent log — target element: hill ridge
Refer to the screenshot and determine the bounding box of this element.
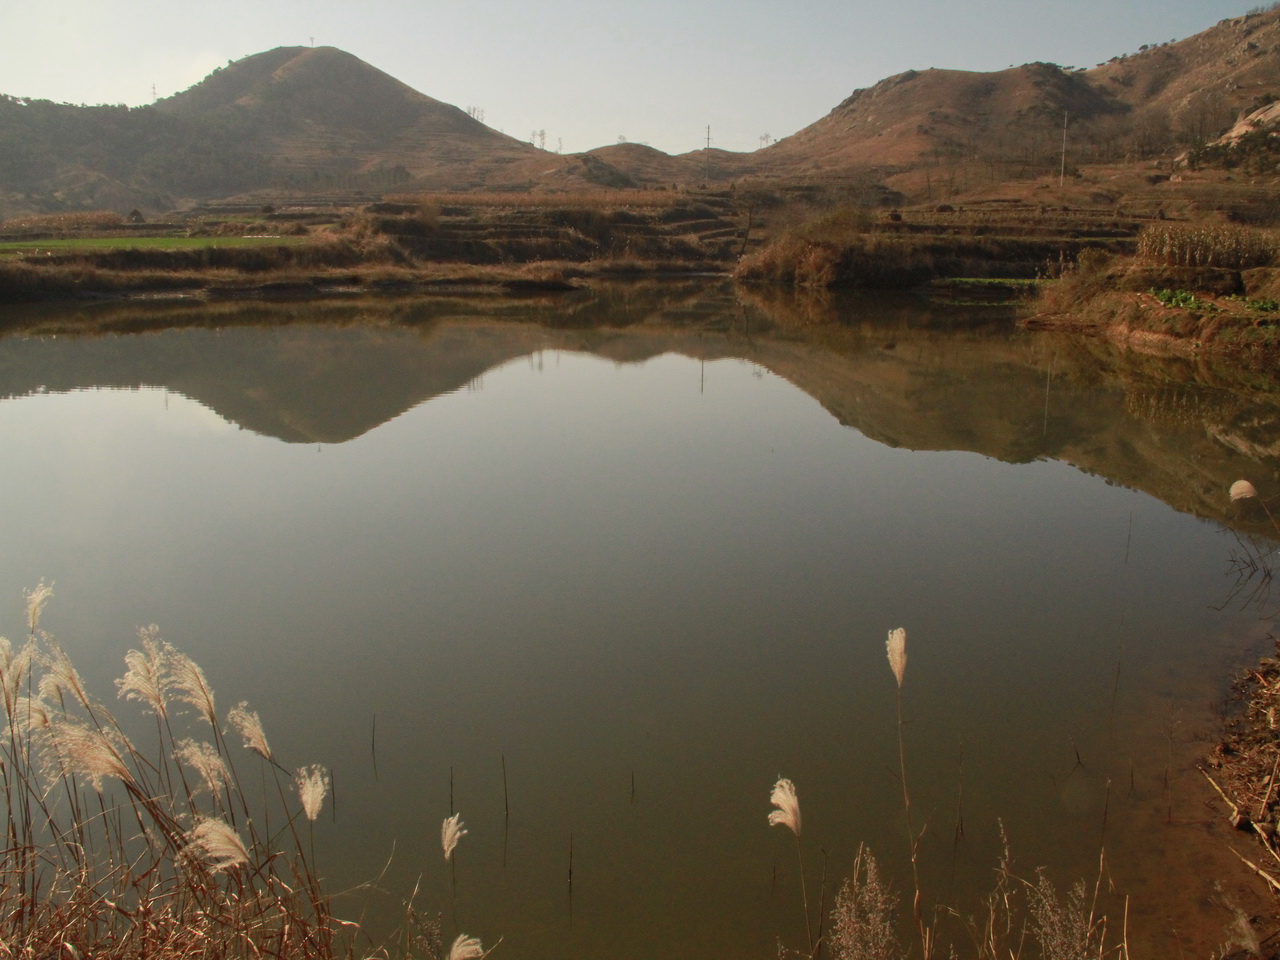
[4,6,1280,214]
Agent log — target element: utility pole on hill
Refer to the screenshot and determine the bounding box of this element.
[1060,112,1068,188]
[704,125,711,186]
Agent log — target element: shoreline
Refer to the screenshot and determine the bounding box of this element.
[0,260,732,307]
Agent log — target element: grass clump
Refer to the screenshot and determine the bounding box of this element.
[779,626,1131,960]
[0,588,343,960]
[829,847,901,960]
[736,205,1114,289]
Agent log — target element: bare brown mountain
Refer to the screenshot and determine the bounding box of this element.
[756,63,1120,175]
[746,6,1280,183]
[4,6,1280,215]
[1086,9,1280,143]
[154,45,540,190]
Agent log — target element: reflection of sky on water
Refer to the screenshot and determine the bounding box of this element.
[0,341,1265,960]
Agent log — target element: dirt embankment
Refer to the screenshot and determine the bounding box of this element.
[1027,226,1280,359]
[0,196,751,304]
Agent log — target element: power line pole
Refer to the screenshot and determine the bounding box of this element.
[1060,111,1068,187]
[703,125,711,185]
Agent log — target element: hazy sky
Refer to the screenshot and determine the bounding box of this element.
[0,0,1257,155]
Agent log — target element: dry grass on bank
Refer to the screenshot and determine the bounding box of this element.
[381,190,695,210]
[735,231,1108,288]
[0,586,349,960]
[2,211,127,233]
[1029,225,1280,354]
[733,203,1131,289]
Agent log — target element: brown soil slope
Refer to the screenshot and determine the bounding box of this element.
[1085,8,1280,141]
[156,46,540,188]
[759,63,1120,173]
[752,7,1280,180]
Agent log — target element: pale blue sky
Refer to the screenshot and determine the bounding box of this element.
[0,0,1256,154]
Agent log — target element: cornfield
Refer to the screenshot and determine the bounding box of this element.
[1136,223,1280,270]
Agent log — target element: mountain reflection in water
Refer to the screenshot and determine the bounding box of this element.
[2,281,1276,536]
[0,281,1276,960]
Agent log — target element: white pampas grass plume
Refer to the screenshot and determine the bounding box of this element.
[24,580,52,634]
[886,628,907,689]
[43,720,133,792]
[296,764,330,821]
[168,650,216,727]
[442,812,467,861]
[448,934,485,960]
[38,642,91,709]
[0,637,34,709]
[1231,479,1259,501]
[227,702,272,761]
[175,739,230,796]
[8,695,51,738]
[182,818,249,872]
[768,777,801,837]
[116,628,169,717]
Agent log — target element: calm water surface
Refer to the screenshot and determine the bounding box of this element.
[0,286,1276,958]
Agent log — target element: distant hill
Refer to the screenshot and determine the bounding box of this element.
[753,6,1280,181]
[757,63,1122,176]
[0,46,542,214]
[3,7,1280,216]
[154,46,539,189]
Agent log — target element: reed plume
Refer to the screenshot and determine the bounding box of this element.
[8,694,50,737]
[0,601,349,959]
[181,817,249,872]
[175,739,231,797]
[167,650,216,727]
[296,764,330,822]
[448,934,486,960]
[769,777,812,951]
[24,580,52,635]
[38,641,92,710]
[0,636,34,709]
[228,701,272,761]
[442,813,467,861]
[116,627,170,718]
[41,719,134,791]
[768,777,801,836]
[886,627,907,689]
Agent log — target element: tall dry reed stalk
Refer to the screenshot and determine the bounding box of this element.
[0,593,343,960]
[769,776,813,952]
[886,627,930,960]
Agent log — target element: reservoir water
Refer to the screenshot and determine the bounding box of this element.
[0,282,1276,958]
